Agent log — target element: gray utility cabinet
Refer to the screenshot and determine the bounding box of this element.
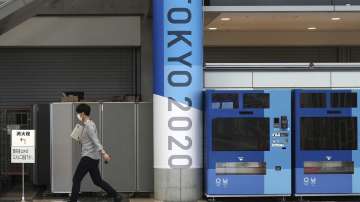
[136,103,153,192]
[51,102,153,193]
[102,103,136,192]
[51,103,73,193]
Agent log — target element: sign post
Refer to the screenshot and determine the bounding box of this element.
[11,130,36,202]
[153,0,203,201]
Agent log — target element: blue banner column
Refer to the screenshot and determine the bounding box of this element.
[153,0,203,201]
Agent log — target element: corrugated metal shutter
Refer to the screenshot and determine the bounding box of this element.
[0,48,137,106]
[205,47,338,63]
[351,47,360,62]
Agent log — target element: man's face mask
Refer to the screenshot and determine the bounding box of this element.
[77,114,82,122]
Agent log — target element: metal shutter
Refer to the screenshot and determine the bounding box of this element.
[351,48,360,62]
[205,47,338,63]
[0,48,137,106]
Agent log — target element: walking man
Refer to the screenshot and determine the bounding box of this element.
[69,103,121,202]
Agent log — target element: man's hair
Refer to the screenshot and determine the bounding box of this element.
[76,104,91,116]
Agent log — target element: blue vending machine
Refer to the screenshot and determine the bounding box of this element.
[294,89,360,195]
[205,90,292,197]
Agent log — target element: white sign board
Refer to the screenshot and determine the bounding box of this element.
[11,130,35,164]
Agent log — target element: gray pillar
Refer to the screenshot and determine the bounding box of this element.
[152,0,203,201]
[154,169,202,202]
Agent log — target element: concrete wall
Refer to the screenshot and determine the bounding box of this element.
[204,70,360,89]
[39,0,149,15]
[0,16,141,46]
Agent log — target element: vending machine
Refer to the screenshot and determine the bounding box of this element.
[294,89,360,195]
[205,90,292,197]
